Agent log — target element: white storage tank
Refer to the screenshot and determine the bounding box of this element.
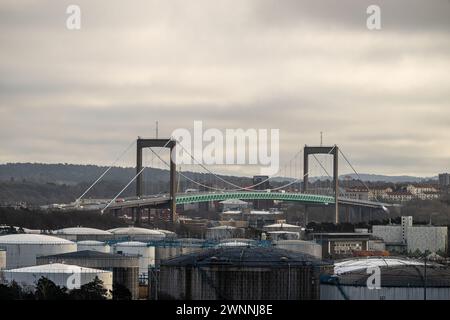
[77,240,111,253]
[267,231,300,241]
[0,249,6,270]
[155,229,177,239]
[274,240,322,259]
[321,257,450,300]
[54,227,112,241]
[113,241,155,275]
[1,263,113,295]
[206,226,244,240]
[0,234,77,269]
[107,227,165,241]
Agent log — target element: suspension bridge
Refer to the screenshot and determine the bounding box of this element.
[77,137,391,224]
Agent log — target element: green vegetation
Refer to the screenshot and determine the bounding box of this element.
[0,277,112,300]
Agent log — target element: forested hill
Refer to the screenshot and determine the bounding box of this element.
[0,163,166,185]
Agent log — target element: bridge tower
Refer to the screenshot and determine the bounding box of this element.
[303,145,339,224]
[136,138,177,222]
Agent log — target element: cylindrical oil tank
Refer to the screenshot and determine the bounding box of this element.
[155,238,205,265]
[0,234,77,269]
[77,240,111,253]
[113,241,155,275]
[274,240,322,259]
[267,231,300,241]
[108,227,165,241]
[0,249,5,270]
[36,251,140,300]
[54,227,112,241]
[320,257,450,300]
[205,226,244,240]
[156,229,177,239]
[1,263,113,296]
[159,247,332,300]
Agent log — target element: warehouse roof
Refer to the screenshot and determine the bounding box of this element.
[162,247,329,267]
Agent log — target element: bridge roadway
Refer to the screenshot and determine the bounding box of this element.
[106,191,390,211]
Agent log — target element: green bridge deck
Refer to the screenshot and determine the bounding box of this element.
[176,191,335,205]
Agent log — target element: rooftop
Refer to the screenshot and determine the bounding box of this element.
[162,247,329,267]
[0,234,75,244]
[38,250,138,260]
[55,227,112,235]
[4,263,110,274]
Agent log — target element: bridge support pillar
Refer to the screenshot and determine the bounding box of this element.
[304,145,339,224]
[136,138,178,223]
[136,207,142,225]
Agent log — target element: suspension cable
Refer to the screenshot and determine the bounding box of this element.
[101,140,171,213]
[175,140,304,191]
[76,139,136,203]
[338,147,381,203]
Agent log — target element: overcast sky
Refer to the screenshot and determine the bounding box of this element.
[0,0,449,177]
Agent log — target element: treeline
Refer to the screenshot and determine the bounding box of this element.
[0,277,131,300]
[0,207,126,230]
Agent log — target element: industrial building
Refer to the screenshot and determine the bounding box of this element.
[309,232,377,259]
[54,227,113,241]
[37,250,140,299]
[77,240,111,253]
[372,216,448,254]
[107,227,166,241]
[0,263,113,296]
[158,247,332,300]
[219,199,249,211]
[0,234,77,268]
[321,257,450,300]
[113,241,155,277]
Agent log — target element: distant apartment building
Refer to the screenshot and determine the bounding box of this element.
[405,184,440,200]
[372,216,448,254]
[369,186,393,201]
[439,173,450,189]
[385,191,414,202]
[344,187,369,201]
